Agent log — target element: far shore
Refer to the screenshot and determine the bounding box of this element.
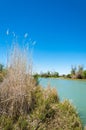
[39,77,86,81]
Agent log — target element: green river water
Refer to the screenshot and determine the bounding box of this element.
[39,78,86,127]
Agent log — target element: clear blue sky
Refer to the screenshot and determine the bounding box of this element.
[0,0,86,74]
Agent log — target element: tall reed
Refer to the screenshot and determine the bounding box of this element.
[0,43,35,119]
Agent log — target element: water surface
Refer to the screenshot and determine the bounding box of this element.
[39,78,86,127]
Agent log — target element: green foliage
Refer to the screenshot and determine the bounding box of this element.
[33,86,59,109]
[0,64,4,72]
[39,71,59,78]
[0,64,7,82]
[0,116,13,130]
[82,70,86,78]
[58,100,82,129]
[37,100,82,130]
[71,66,77,75]
[0,73,4,82]
[78,65,84,74]
[29,86,59,129]
[66,74,71,78]
[18,116,28,130]
[29,86,82,130]
[51,72,59,78]
[33,73,39,85]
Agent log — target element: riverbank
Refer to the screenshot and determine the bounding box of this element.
[0,86,82,130]
[39,77,86,128]
[58,77,86,82]
[40,76,86,81]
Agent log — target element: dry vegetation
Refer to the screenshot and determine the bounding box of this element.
[0,44,82,130]
[0,44,36,119]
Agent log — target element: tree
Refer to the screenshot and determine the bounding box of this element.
[71,66,76,75]
[76,65,84,79]
[53,72,59,77]
[0,64,4,72]
[66,74,71,78]
[78,65,83,74]
[82,70,86,79]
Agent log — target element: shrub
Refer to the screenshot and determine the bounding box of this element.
[37,100,82,130]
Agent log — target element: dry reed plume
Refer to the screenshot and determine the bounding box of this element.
[0,44,36,119]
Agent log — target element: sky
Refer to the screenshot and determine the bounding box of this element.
[0,0,86,74]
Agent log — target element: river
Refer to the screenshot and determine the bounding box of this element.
[39,78,86,127]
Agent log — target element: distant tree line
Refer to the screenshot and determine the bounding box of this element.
[34,71,59,79]
[34,65,86,80]
[66,65,86,79]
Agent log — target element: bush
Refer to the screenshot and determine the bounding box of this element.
[37,100,82,130]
